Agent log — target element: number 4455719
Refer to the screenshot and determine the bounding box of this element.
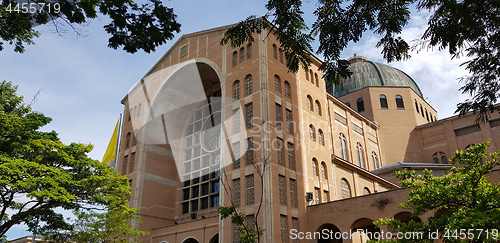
[5,3,60,14]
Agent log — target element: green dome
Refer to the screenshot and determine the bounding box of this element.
[328,56,423,98]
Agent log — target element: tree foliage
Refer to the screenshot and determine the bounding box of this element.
[0,0,181,53]
[0,80,145,242]
[373,142,500,243]
[222,0,500,120]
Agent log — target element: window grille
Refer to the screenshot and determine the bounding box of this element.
[246,175,254,205]
[245,75,253,95]
[279,175,286,205]
[245,103,253,129]
[340,179,351,199]
[246,137,254,165]
[454,125,481,136]
[276,103,282,129]
[280,215,287,243]
[290,179,297,207]
[233,142,240,169]
[288,142,295,169]
[233,178,240,205]
[277,138,284,165]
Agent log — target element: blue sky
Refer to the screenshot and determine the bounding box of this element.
[0,0,470,240]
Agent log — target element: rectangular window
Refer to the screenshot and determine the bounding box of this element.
[247,44,252,59]
[122,155,128,175]
[233,178,240,205]
[211,195,219,207]
[233,52,238,67]
[280,215,287,243]
[233,141,240,169]
[290,179,297,208]
[246,137,254,165]
[129,152,135,173]
[182,202,189,214]
[233,109,241,134]
[233,225,240,243]
[286,109,292,133]
[275,103,282,129]
[277,138,284,166]
[324,190,329,202]
[279,175,286,205]
[288,142,295,169]
[314,187,320,204]
[246,174,254,205]
[247,214,255,229]
[292,218,299,243]
[245,103,253,129]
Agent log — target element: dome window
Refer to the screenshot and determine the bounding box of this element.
[379,95,388,109]
[356,98,364,113]
[395,95,404,109]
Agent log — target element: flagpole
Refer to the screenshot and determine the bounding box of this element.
[113,113,122,170]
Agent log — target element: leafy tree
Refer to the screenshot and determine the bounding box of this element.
[222,0,500,121]
[372,142,500,243]
[0,80,145,242]
[0,0,180,53]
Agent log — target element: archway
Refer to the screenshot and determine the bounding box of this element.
[394,212,422,223]
[316,223,343,243]
[350,218,380,243]
[182,237,199,243]
[209,233,219,243]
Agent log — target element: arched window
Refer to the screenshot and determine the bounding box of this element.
[321,162,327,179]
[310,70,314,84]
[357,98,365,112]
[380,95,388,109]
[274,75,281,92]
[340,179,351,199]
[137,103,141,117]
[272,44,277,59]
[312,158,318,176]
[318,129,324,145]
[465,144,474,151]
[356,143,365,169]
[133,129,138,146]
[279,48,284,63]
[240,47,245,63]
[433,152,447,164]
[372,152,378,169]
[233,80,240,100]
[306,69,309,80]
[315,100,321,115]
[126,132,131,148]
[315,73,319,87]
[339,133,348,161]
[415,99,419,113]
[425,108,429,122]
[245,75,253,95]
[247,43,252,59]
[395,95,405,109]
[363,187,371,195]
[307,95,313,111]
[233,51,238,66]
[346,102,351,107]
[284,81,291,98]
[309,125,316,141]
[420,104,424,117]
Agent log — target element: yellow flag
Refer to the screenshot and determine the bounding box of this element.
[102,119,120,167]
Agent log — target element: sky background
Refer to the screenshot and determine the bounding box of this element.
[0,0,471,239]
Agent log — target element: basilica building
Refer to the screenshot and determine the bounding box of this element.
[116,23,500,243]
